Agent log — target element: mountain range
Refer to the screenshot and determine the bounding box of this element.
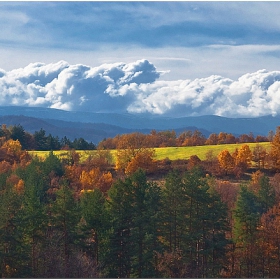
[0,106,279,144]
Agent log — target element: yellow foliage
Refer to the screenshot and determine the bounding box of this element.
[80,189,94,194]
[116,146,156,175]
[236,144,252,167]
[251,170,264,185]
[217,149,234,174]
[80,168,100,189]
[80,167,113,193]
[2,139,22,155]
[116,149,132,171]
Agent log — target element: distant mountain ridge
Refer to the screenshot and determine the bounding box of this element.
[0,106,279,144]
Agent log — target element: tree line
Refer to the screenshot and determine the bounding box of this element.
[1,123,271,152]
[0,124,96,151]
[98,129,269,149]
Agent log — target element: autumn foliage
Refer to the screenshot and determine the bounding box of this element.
[2,123,280,278]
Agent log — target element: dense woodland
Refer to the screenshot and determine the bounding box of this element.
[1,124,280,277]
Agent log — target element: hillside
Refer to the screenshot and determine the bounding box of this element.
[0,106,279,143]
[0,115,143,143]
[29,142,270,163]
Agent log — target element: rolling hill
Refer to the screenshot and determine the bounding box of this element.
[0,106,279,143]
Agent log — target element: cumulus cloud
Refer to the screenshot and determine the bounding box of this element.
[1,59,280,118]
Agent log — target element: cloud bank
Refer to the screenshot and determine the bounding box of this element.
[0,59,280,118]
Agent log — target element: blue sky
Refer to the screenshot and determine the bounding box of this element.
[1,1,280,79]
[1,1,280,117]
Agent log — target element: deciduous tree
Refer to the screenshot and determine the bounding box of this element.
[218,150,235,175]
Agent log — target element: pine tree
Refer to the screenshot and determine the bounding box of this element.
[160,169,188,253]
[80,188,109,269]
[106,169,161,278]
[233,185,261,277]
[258,175,275,214]
[47,182,81,278]
[0,186,28,277]
[157,168,230,278]
[18,180,47,277]
[182,168,230,278]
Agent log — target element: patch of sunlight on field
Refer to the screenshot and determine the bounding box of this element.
[28,150,118,162]
[154,142,271,161]
[28,142,271,163]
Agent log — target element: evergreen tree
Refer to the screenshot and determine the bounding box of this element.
[258,175,275,214]
[182,168,230,278]
[106,169,161,278]
[233,185,261,277]
[204,188,230,277]
[18,179,47,277]
[46,134,61,150]
[0,186,28,277]
[47,182,81,278]
[80,189,109,268]
[42,151,64,178]
[160,169,188,252]
[17,157,48,203]
[10,124,28,150]
[156,168,230,278]
[34,129,48,151]
[60,136,72,149]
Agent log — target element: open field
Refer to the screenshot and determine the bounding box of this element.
[28,142,271,162]
[154,142,271,160]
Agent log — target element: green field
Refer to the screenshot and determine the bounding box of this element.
[28,142,271,162]
[155,142,271,160]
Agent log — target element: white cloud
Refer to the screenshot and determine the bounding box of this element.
[0,60,280,118]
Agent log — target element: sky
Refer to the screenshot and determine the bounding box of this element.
[1,1,280,117]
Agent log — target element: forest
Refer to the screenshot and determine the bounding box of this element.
[1,124,280,278]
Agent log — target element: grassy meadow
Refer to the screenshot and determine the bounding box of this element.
[28,142,271,163]
[154,142,271,160]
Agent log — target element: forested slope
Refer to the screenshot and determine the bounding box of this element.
[0,123,279,277]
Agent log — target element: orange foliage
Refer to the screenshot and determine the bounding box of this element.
[269,126,280,170]
[80,167,113,193]
[6,174,21,189]
[97,172,114,193]
[256,203,280,277]
[65,164,83,190]
[205,133,219,145]
[116,147,156,175]
[0,160,12,174]
[14,179,24,194]
[83,149,113,171]
[217,150,235,175]
[187,155,201,170]
[80,168,100,189]
[269,173,280,203]
[2,139,22,156]
[252,144,267,170]
[125,149,156,175]
[19,151,32,168]
[235,144,252,168]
